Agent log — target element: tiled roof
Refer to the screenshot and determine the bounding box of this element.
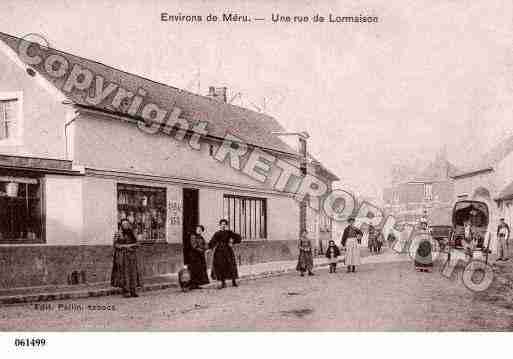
[477,134,513,168]
[0,32,298,157]
[1,32,340,181]
[454,134,513,177]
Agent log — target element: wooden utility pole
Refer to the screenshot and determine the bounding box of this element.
[272,131,310,237]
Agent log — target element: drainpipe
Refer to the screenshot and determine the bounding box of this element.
[64,110,80,160]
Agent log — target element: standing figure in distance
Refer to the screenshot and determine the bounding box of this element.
[497,218,510,261]
[376,231,384,254]
[209,219,242,289]
[368,224,378,254]
[296,230,315,276]
[387,232,397,248]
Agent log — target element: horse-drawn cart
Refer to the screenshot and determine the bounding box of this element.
[448,200,491,263]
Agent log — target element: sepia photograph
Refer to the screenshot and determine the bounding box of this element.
[0,0,512,356]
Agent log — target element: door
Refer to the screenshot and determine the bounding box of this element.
[182,188,199,265]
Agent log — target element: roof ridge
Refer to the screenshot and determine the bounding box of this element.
[1,31,349,181]
[456,133,513,176]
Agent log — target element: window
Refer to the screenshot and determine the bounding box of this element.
[117,183,167,241]
[0,176,43,243]
[0,92,22,142]
[424,183,433,201]
[319,213,331,232]
[223,194,267,240]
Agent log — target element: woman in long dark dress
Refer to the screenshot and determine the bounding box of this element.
[188,225,210,289]
[296,230,314,276]
[209,219,242,289]
[111,219,142,297]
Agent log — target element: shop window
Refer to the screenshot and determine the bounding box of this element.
[0,92,22,143]
[0,176,43,243]
[117,183,167,242]
[223,194,267,240]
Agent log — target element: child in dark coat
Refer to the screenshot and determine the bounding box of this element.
[325,240,341,273]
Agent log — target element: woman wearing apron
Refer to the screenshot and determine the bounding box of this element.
[414,222,435,272]
[341,217,363,273]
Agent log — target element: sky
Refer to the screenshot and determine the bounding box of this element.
[2,0,512,199]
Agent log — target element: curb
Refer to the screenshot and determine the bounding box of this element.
[229,259,333,282]
[2,254,416,305]
[0,281,180,305]
[0,260,337,305]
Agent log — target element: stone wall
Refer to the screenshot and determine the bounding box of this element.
[0,240,298,290]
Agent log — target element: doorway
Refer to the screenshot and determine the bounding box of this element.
[182,188,199,265]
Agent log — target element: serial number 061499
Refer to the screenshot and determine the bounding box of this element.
[14,338,47,347]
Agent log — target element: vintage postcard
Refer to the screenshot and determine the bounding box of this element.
[0,0,512,356]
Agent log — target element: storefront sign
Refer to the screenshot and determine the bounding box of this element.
[167,199,182,226]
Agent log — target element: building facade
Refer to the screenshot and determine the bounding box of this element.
[0,33,337,290]
[383,152,458,225]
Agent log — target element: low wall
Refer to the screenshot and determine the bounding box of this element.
[0,240,299,290]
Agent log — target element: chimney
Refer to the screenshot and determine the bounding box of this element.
[208,86,227,102]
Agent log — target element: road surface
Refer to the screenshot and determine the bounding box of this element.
[1,261,512,331]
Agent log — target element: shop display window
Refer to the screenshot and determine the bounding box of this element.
[0,176,43,243]
[117,183,167,242]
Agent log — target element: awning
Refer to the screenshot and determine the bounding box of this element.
[0,176,38,184]
[0,154,82,175]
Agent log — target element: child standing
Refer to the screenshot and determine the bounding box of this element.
[325,240,341,273]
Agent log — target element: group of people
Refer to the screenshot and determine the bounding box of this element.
[111,218,242,297]
[112,215,370,298]
[460,217,510,262]
[296,217,364,275]
[413,216,511,273]
[112,213,510,297]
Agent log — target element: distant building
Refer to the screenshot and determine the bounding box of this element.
[383,151,459,225]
